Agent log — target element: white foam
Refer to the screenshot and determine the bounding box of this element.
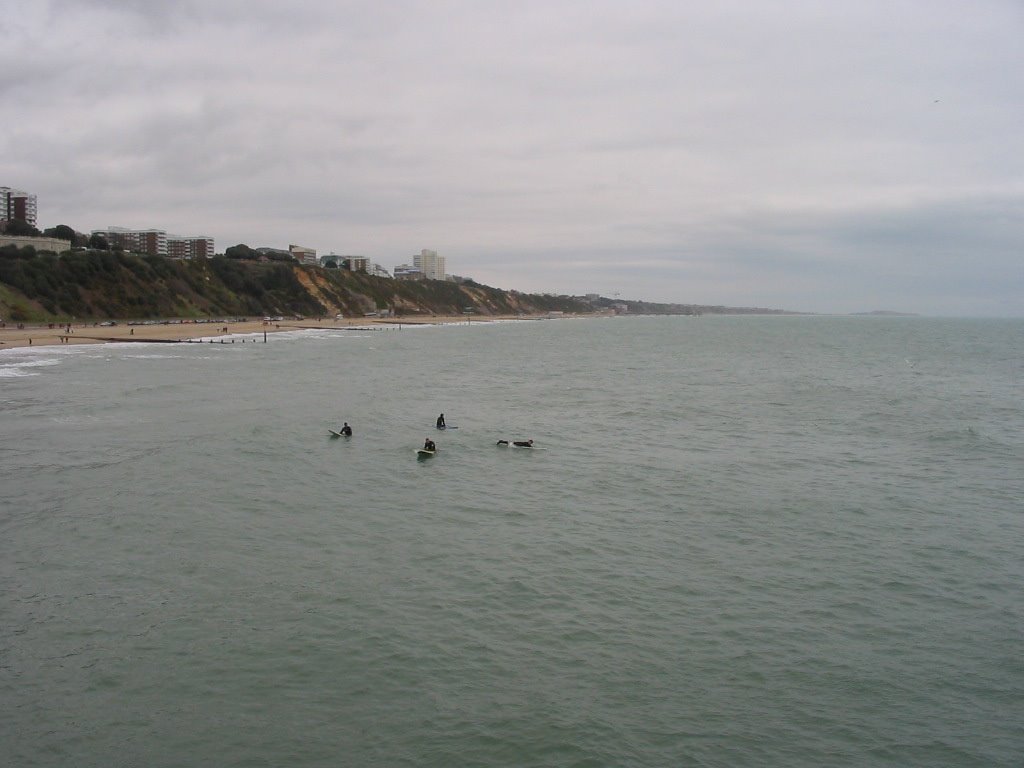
[0,354,66,377]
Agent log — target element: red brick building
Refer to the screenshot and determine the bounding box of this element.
[1,186,37,227]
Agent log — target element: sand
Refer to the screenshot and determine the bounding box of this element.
[0,314,542,351]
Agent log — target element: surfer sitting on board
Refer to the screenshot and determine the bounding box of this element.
[340,423,352,436]
[423,437,437,452]
[436,413,446,428]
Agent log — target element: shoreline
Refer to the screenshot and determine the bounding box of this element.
[0,314,551,352]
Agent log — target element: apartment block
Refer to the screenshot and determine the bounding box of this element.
[319,253,369,272]
[341,256,370,272]
[92,226,168,256]
[289,244,317,265]
[1,186,38,227]
[393,264,424,280]
[167,235,215,259]
[413,248,446,281]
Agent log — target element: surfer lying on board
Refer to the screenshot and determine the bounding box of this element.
[423,438,437,452]
[436,413,446,428]
[340,422,352,436]
[497,439,534,447]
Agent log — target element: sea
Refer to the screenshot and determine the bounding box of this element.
[1,316,1022,767]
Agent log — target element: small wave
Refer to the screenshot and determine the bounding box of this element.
[122,354,195,360]
[49,414,102,425]
[0,357,64,377]
[6,358,61,368]
[925,426,1011,452]
[0,366,35,378]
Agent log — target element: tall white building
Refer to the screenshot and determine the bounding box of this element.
[413,249,446,281]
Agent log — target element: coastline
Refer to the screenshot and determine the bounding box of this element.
[0,314,545,352]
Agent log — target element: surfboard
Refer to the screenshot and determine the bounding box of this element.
[416,448,436,458]
[329,430,351,438]
[495,438,544,450]
[436,425,458,430]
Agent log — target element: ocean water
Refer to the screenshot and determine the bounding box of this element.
[1,316,1022,767]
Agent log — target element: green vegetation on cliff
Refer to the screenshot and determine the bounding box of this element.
[0,243,795,323]
[0,246,593,322]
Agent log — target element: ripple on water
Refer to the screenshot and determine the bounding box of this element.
[2,317,1023,767]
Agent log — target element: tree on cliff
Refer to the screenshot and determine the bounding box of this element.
[225,244,258,260]
[3,219,41,237]
[43,224,78,242]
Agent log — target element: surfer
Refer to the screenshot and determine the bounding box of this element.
[513,440,534,448]
[340,422,352,436]
[423,437,437,452]
[436,413,446,429]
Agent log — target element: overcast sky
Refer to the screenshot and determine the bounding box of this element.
[4,0,1022,315]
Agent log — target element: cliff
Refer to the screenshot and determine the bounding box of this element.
[0,248,592,322]
[0,245,799,323]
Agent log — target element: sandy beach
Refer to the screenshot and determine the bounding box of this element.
[0,314,541,351]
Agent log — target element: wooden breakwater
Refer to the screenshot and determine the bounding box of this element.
[77,336,184,344]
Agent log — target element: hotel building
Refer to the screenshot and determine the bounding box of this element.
[92,227,214,258]
[167,235,215,259]
[92,227,168,256]
[413,249,446,281]
[1,186,38,227]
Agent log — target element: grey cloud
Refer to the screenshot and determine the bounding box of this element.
[7,0,1024,315]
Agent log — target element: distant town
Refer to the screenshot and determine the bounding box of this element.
[0,185,471,288]
[2,184,798,320]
